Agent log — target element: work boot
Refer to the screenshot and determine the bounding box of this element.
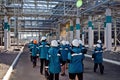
[61,73,66,76]
[100,66,104,75]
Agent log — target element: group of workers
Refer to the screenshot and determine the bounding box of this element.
[28,36,104,80]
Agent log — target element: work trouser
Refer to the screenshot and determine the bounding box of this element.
[32,56,37,67]
[40,59,47,74]
[49,73,59,80]
[94,63,104,74]
[69,73,83,80]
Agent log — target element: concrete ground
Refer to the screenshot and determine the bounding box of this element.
[9,46,120,80]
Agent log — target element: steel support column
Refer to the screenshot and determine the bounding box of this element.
[105,8,112,51]
[69,20,74,42]
[76,18,80,40]
[88,16,94,48]
[4,16,8,50]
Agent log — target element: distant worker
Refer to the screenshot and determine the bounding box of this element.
[79,40,83,49]
[92,44,104,74]
[47,40,61,80]
[57,40,60,45]
[30,39,39,68]
[38,36,50,75]
[60,40,69,76]
[68,39,84,80]
[78,40,87,74]
[79,40,87,55]
[97,40,102,48]
[28,40,34,62]
[66,41,71,50]
[28,40,33,48]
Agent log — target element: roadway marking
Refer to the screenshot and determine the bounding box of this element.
[85,54,120,66]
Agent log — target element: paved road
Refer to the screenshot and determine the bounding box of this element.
[10,47,120,80]
[0,50,18,79]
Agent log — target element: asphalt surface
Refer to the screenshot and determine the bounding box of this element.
[0,50,18,79]
[10,46,120,80]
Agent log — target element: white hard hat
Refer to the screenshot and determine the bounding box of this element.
[72,39,79,47]
[66,41,69,45]
[41,36,47,41]
[97,40,102,43]
[79,40,83,44]
[81,42,84,45]
[57,40,60,43]
[51,40,58,47]
[61,40,66,45]
[96,44,101,48]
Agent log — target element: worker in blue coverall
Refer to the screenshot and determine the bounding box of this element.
[79,40,83,49]
[97,40,103,49]
[28,40,33,48]
[92,44,104,74]
[57,40,60,45]
[47,40,62,80]
[30,40,39,68]
[79,40,87,54]
[38,36,50,75]
[68,39,84,80]
[28,40,34,62]
[59,40,69,76]
[78,40,87,74]
[66,41,71,50]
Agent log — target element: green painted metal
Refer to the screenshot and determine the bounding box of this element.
[92,25,94,29]
[8,24,10,31]
[4,22,8,29]
[88,21,92,27]
[88,21,94,29]
[76,24,81,30]
[70,26,74,31]
[106,16,112,23]
[104,22,106,28]
[82,32,85,34]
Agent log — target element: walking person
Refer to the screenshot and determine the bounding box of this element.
[68,39,84,80]
[47,40,62,80]
[38,36,50,75]
[30,39,39,68]
[92,44,104,74]
[28,40,34,62]
[59,40,69,76]
[97,40,103,49]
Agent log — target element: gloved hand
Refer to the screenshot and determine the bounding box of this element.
[37,54,39,56]
[92,58,94,60]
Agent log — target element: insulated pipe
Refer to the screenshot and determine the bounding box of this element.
[104,22,107,48]
[56,24,60,40]
[114,19,117,50]
[76,18,80,40]
[88,16,93,48]
[69,20,74,43]
[4,16,8,50]
[98,22,101,40]
[105,8,112,51]
[66,24,69,41]
[19,32,21,45]
[82,28,85,45]
[8,24,11,48]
